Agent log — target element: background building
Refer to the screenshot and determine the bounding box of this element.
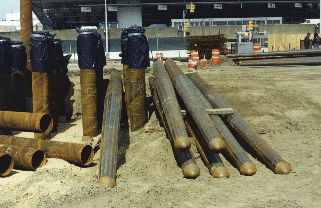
[32,0,321,30]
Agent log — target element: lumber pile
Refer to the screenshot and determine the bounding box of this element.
[185,35,228,59]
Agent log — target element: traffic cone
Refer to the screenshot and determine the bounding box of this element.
[202,55,208,66]
[211,49,220,65]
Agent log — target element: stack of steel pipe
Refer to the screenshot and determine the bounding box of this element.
[0,135,94,166]
[164,59,257,177]
[30,32,54,140]
[98,71,123,187]
[0,153,14,177]
[10,41,28,112]
[186,73,292,174]
[149,69,200,179]
[77,29,100,137]
[0,144,46,170]
[0,37,13,135]
[164,59,226,154]
[121,26,149,132]
[227,49,321,66]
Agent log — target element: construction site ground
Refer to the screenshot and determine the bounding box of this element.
[1,58,321,207]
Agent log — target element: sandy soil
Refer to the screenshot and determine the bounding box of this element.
[1,58,321,208]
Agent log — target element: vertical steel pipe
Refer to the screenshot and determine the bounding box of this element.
[11,41,27,112]
[0,144,45,170]
[0,153,14,177]
[0,111,53,133]
[125,27,149,131]
[153,61,191,150]
[77,30,99,137]
[185,116,229,178]
[20,0,33,107]
[98,72,123,187]
[0,37,13,135]
[149,77,200,179]
[187,73,292,174]
[164,59,225,153]
[0,135,94,166]
[30,32,53,140]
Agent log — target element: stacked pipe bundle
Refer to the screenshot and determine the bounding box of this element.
[149,61,200,178]
[0,135,94,166]
[98,71,123,187]
[121,26,149,131]
[186,72,292,174]
[10,41,27,112]
[0,37,13,135]
[227,49,321,66]
[30,32,55,140]
[77,29,106,137]
[185,35,228,59]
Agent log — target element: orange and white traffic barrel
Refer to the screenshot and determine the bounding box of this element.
[188,57,197,72]
[253,43,261,58]
[156,53,163,62]
[191,50,200,65]
[211,49,220,65]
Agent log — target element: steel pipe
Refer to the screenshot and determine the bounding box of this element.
[32,72,51,140]
[98,72,123,187]
[187,73,292,174]
[227,49,321,58]
[238,57,321,66]
[164,59,225,153]
[153,61,191,151]
[0,135,94,166]
[12,71,26,112]
[149,77,200,179]
[185,116,229,178]
[188,79,257,176]
[80,69,99,137]
[0,153,14,177]
[0,144,46,170]
[0,111,53,133]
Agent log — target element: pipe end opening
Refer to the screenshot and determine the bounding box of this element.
[40,114,53,133]
[32,150,46,170]
[81,145,94,166]
[0,154,14,177]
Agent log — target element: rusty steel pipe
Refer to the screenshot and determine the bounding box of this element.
[187,79,257,176]
[0,111,53,133]
[0,74,13,135]
[184,116,229,178]
[238,57,321,66]
[80,69,99,137]
[0,144,45,170]
[149,77,200,179]
[227,49,321,58]
[0,153,14,177]
[32,72,51,140]
[164,59,225,153]
[153,61,191,151]
[98,72,123,187]
[125,68,147,131]
[187,73,292,174]
[0,135,94,166]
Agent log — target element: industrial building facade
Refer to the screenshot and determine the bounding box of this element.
[32,0,321,30]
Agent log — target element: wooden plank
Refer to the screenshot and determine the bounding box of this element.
[181,108,234,116]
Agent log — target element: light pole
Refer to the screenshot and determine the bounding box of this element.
[105,0,109,59]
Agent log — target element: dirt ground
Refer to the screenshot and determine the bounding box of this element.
[1,58,321,208]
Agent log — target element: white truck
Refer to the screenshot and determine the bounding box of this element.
[302,19,320,27]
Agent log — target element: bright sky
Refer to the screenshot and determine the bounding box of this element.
[0,0,20,21]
